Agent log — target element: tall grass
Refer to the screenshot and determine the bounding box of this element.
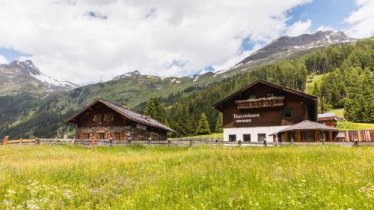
[0,145,373,209]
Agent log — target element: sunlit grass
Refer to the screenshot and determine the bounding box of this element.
[0,145,373,209]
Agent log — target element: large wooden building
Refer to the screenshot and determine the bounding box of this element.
[67,99,174,141]
[213,80,338,142]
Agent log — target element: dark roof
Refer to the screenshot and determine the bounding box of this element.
[276,120,338,134]
[66,99,175,132]
[212,79,317,108]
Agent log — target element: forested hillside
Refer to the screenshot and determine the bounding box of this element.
[142,38,374,137]
[1,38,373,138]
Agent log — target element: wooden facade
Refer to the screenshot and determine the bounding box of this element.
[67,99,174,141]
[214,80,317,129]
[213,80,322,142]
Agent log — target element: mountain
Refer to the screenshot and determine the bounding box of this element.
[0,32,369,139]
[0,60,77,95]
[113,70,142,80]
[235,31,355,67]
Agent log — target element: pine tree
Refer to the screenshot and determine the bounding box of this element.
[144,98,167,124]
[215,113,223,133]
[196,113,211,135]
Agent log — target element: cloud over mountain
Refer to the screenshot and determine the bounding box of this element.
[0,0,314,84]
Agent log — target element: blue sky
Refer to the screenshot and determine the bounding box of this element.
[287,0,356,31]
[0,0,372,84]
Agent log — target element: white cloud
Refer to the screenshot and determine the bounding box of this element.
[0,55,8,64]
[286,19,312,36]
[0,0,312,84]
[316,25,337,32]
[345,0,374,38]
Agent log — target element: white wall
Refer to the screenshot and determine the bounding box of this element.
[223,126,290,142]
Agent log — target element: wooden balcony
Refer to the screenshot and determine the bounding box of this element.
[235,97,285,109]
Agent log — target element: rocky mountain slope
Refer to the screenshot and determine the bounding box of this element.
[236,31,355,66]
[0,60,77,95]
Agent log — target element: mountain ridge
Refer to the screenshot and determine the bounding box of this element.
[0,60,77,95]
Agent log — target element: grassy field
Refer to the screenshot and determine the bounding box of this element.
[0,145,373,209]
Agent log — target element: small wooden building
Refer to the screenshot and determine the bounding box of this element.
[66,99,174,141]
[317,113,344,127]
[271,120,339,142]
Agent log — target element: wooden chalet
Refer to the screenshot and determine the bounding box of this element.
[213,79,320,142]
[66,99,174,141]
[317,113,344,127]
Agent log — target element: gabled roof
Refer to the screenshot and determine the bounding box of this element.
[276,120,338,134]
[66,99,175,132]
[212,79,317,108]
[317,113,345,122]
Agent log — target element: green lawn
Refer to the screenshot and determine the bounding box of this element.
[0,145,373,209]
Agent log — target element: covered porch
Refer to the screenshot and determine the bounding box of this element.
[271,120,339,142]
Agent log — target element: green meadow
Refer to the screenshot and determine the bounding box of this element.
[0,145,373,209]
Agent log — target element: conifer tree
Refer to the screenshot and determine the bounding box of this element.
[215,113,223,133]
[144,98,167,124]
[196,113,211,135]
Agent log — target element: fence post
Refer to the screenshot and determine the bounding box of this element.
[36,138,40,145]
[128,140,131,145]
[264,140,267,147]
[109,139,113,147]
[148,140,151,145]
[238,140,242,146]
[354,139,358,146]
[216,139,218,146]
[189,139,193,147]
[168,140,171,147]
[2,136,9,145]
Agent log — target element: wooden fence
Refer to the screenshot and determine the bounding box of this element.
[2,136,373,147]
[339,130,374,142]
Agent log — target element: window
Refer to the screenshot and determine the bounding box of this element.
[302,131,314,142]
[103,114,114,122]
[283,109,293,118]
[249,95,256,99]
[243,134,251,142]
[229,135,236,142]
[82,133,90,139]
[98,133,105,139]
[258,133,266,142]
[266,93,274,98]
[114,132,121,140]
[93,114,102,122]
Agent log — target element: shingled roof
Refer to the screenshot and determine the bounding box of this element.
[66,99,175,132]
[276,120,338,134]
